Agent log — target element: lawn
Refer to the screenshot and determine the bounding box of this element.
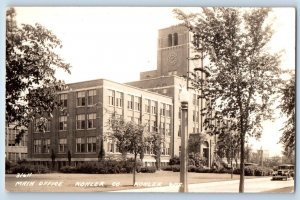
[5,171,263,192]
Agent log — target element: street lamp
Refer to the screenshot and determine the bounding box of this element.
[179,87,190,192]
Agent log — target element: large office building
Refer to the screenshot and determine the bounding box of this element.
[27,25,217,168]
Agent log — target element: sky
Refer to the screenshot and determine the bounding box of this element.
[13,7,295,157]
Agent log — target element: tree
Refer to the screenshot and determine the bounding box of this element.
[107,115,152,185]
[188,132,206,154]
[147,131,165,170]
[6,8,71,138]
[98,139,106,161]
[175,8,281,192]
[67,150,72,166]
[279,70,295,150]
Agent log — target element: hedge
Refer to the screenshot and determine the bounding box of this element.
[59,159,155,174]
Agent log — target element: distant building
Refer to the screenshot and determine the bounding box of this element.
[27,25,217,169]
[5,124,28,162]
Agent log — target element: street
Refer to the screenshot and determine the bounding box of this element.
[5,172,294,193]
[115,177,294,193]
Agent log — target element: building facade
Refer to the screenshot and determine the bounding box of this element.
[5,124,28,162]
[27,25,217,168]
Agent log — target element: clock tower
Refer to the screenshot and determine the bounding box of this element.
[156,25,202,77]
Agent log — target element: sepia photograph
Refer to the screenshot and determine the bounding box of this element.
[5,7,295,193]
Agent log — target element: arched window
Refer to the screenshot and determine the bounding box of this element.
[168,34,172,47]
[173,33,178,46]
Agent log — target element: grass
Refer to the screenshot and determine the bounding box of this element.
[6,171,262,192]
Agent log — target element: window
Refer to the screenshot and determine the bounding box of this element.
[59,116,67,131]
[76,114,86,130]
[42,139,50,153]
[178,108,181,119]
[178,125,181,137]
[35,118,50,132]
[87,137,96,152]
[59,94,68,107]
[166,104,171,117]
[173,33,178,46]
[144,99,150,113]
[77,91,86,106]
[151,101,157,114]
[166,123,171,136]
[193,94,199,106]
[88,90,96,106]
[76,138,85,153]
[151,121,157,132]
[134,96,141,111]
[107,142,115,153]
[33,140,41,153]
[147,120,151,132]
[58,138,67,153]
[168,34,172,47]
[115,92,123,107]
[160,103,165,116]
[87,113,96,129]
[193,111,199,122]
[108,90,115,106]
[127,95,134,110]
[160,122,165,135]
[134,117,141,124]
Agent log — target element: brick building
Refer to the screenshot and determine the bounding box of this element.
[27,25,217,168]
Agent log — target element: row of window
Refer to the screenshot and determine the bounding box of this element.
[107,142,170,156]
[35,114,97,132]
[33,137,97,154]
[109,90,172,117]
[59,89,97,108]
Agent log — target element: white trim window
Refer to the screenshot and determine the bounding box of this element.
[59,116,68,131]
[76,114,86,130]
[76,138,85,153]
[108,89,115,106]
[87,113,96,129]
[88,89,96,106]
[59,93,68,107]
[87,137,96,152]
[33,139,41,153]
[77,91,86,107]
[115,91,123,107]
[42,139,50,153]
[59,138,67,153]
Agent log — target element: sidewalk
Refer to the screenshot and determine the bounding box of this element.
[114,177,294,193]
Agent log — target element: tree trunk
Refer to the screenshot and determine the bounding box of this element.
[133,154,137,186]
[239,132,245,193]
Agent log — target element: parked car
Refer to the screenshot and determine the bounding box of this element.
[272,164,294,181]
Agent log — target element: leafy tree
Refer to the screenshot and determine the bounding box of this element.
[107,115,152,185]
[279,70,295,150]
[6,8,71,138]
[175,8,281,192]
[147,131,165,170]
[188,132,206,154]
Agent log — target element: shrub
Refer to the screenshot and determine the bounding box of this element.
[140,166,156,173]
[161,166,173,171]
[188,165,197,172]
[171,165,180,172]
[60,166,77,173]
[10,164,49,174]
[169,156,180,165]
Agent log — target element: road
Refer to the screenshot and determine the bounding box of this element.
[5,172,294,193]
[114,177,294,193]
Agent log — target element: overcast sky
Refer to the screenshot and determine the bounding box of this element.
[13,7,295,157]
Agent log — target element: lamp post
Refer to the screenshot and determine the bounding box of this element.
[179,88,189,192]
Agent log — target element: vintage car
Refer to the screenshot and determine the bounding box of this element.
[272,164,294,181]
